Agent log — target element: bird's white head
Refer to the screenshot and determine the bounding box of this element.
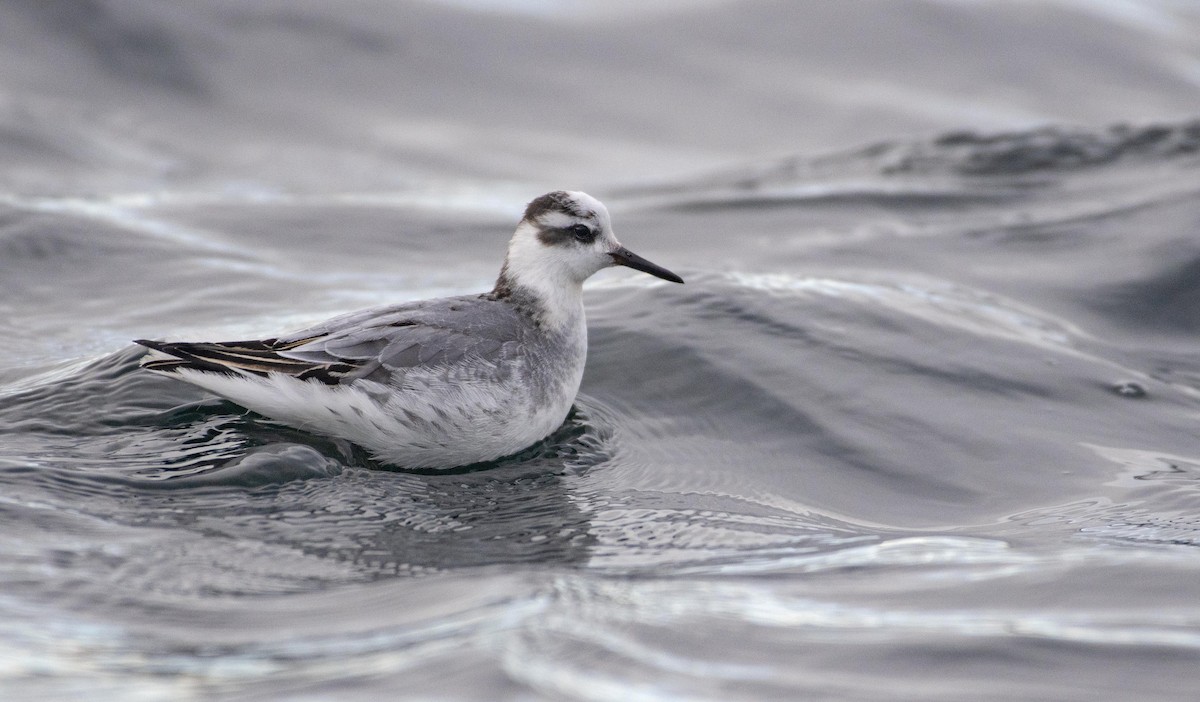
[497,191,683,314]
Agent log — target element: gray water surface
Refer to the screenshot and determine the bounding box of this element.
[3,2,1200,700]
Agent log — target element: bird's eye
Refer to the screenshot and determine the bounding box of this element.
[570,223,594,242]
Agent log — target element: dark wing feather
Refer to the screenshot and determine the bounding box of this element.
[134,338,357,385]
[135,294,526,386]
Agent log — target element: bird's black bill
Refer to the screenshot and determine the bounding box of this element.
[609,246,684,284]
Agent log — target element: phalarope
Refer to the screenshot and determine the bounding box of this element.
[136,191,683,469]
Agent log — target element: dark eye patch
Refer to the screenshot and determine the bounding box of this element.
[570,223,596,243]
[536,222,597,247]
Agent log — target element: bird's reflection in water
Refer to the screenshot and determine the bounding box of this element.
[134,394,614,578]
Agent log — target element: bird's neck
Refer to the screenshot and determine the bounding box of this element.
[492,263,584,331]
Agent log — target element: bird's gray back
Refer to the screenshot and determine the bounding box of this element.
[274,294,578,389]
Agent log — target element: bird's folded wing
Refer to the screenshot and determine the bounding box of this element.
[279,323,511,382]
[135,336,357,384]
[137,296,522,386]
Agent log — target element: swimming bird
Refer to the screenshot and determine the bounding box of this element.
[135,191,683,469]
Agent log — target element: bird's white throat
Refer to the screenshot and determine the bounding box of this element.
[500,222,593,329]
